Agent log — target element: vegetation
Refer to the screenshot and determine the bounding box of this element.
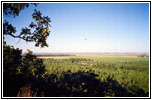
[3,3,51,97]
[42,56,149,97]
[137,54,149,58]
[3,3,149,97]
[3,3,51,47]
[3,47,47,96]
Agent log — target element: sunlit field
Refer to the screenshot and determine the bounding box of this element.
[38,54,149,97]
[3,2,150,97]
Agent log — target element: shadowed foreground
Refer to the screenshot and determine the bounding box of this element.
[4,71,148,97]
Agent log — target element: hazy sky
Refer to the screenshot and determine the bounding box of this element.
[4,3,149,53]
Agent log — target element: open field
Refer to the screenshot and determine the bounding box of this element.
[38,54,147,59]
[40,54,149,96]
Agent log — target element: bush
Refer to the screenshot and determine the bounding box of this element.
[3,44,47,97]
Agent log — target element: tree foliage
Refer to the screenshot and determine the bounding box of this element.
[3,3,37,17]
[3,3,51,47]
[21,50,47,79]
[3,3,149,97]
[3,44,47,96]
[3,3,49,97]
[3,43,22,76]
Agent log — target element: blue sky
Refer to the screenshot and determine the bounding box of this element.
[4,3,149,53]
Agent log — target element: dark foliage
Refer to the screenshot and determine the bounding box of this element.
[3,2,50,97]
[3,46,148,97]
[3,44,22,97]
[3,3,149,97]
[3,45,47,97]
[3,3,37,17]
[3,3,51,47]
[3,42,22,75]
[18,71,148,97]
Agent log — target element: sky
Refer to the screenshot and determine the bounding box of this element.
[4,3,149,53]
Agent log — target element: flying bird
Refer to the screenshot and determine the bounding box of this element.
[84,38,87,40]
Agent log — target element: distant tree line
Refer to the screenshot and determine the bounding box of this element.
[21,53,75,57]
[3,3,149,97]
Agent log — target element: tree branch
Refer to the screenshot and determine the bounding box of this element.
[9,34,33,42]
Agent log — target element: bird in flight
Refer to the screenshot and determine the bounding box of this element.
[84,38,87,40]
